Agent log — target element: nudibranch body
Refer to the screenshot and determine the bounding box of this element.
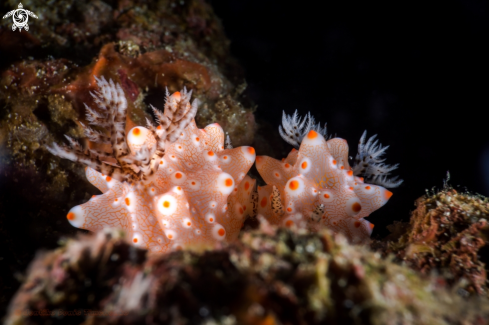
[256,129,393,244]
[49,78,256,253]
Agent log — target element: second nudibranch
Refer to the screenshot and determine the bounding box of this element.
[255,129,392,244]
[63,88,256,253]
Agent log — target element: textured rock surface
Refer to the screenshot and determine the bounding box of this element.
[372,187,489,296]
[5,225,489,325]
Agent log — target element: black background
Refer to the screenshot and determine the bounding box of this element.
[210,0,489,238]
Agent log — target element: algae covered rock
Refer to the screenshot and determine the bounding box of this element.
[375,187,489,296]
[5,224,489,325]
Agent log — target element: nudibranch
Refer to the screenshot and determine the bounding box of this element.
[256,110,402,244]
[47,77,256,253]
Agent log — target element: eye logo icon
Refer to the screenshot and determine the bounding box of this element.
[3,3,38,32]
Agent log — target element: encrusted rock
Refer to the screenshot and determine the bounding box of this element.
[374,188,489,296]
[5,225,489,325]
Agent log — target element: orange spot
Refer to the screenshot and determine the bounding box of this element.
[115,198,118,202]
[285,163,290,168]
[125,198,130,206]
[172,91,181,99]
[301,161,308,169]
[218,228,226,236]
[223,156,228,159]
[324,193,330,199]
[225,178,233,186]
[160,161,163,164]
[347,170,353,176]
[209,218,214,222]
[196,137,199,141]
[289,180,299,190]
[191,181,196,185]
[248,147,255,154]
[92,195,96,198]
[151,188,155,192]
[260,197,268,207]
[132,128,141,136]
[341,166,344,170]
[208,151,214,156]
[106,176,112,182]
[291,148,296,152]
[352,202,362,213]
[256,156,262,163]
[354,221,361,228]
[281,158,285,162]
[285,220,294,227]
[168,234,173,239]
[245,182,250,190]
[157,125,162,130]
[243,205,247,211]
[239,207,243,214]
[163,201,170,208]
[275,173,279,177]
[332,160,337,165]
[287,207,292,212]
[360,177,364,181]
[307,130,318,139]
[175,172,182,179]
[369,223,375,230]
[385,190,393,199]
[178,146,182,149]
[187,222,191,226]
[133,238,138,243]
[225,206,228,210]
[171,155,175,158]
[365,186,371,190]
[349,187,353,190]
[177,186,181,190]
[67,212,75,220]
[85,167,88,171]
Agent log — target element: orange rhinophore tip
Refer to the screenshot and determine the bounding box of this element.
[248,147,255,154]
[67,212,75,220]
[132,128,141,136]
[172,91,181,99]
[369,223,375,230]
[106,176,111,182]
[385,190,393,199]
[347,170,353,176]
[225,178,233,186]
[307,130,318,139]
[218,228,226,236]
